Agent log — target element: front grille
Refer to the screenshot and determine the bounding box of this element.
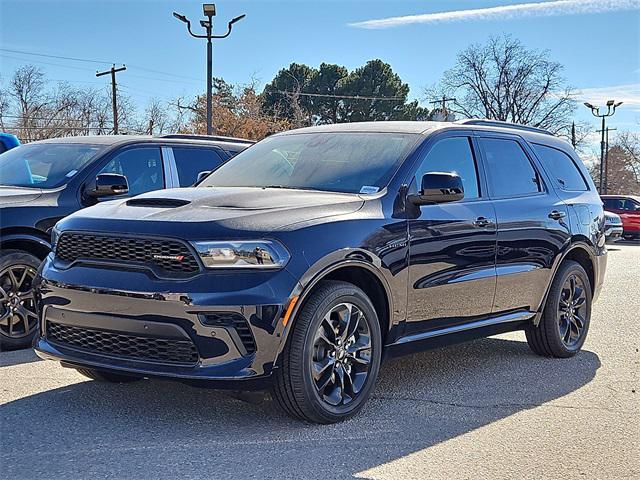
[56,233,200,274]
[46,321,199,364]
[200,312,257,354]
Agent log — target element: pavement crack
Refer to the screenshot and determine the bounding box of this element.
[371,394,634,414]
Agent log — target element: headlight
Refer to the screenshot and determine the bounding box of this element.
[191,240,290,269]
[50,225,61,250]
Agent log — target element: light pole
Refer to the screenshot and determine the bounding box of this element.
[584,100,622,194]
[173,4,246,135]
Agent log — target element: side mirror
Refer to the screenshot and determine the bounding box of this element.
[195,170,211,185]
[88,173,129,197]
[409,171,464,205]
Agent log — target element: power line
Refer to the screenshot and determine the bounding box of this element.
[0,48,115,65]
[275,90,404,101]
[1,114,115,125]
[0,48,202,82]
[0,53,96,72]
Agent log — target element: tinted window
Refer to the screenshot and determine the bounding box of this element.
[0,143,106,188]
[603,198,624,210]
[99,147,164,196]
[415,137,479,199]
[172,147,225,187]
[200,132,418,194]
[480,138,541,197]
[532,144,587,191]
[0,144,6,154]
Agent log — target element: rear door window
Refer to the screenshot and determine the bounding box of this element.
[172,147,226,187]
[479,138,542,198]
[532,144,588,191]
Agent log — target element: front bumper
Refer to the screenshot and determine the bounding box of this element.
[34,257,301,388]
[604,225,623,239]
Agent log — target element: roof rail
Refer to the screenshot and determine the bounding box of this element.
[159,134,255,144]
[455,119,553,136]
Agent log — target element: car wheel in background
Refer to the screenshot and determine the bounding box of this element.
[0,250,41,351]
[273,280,382,424]
[526,260,592,358]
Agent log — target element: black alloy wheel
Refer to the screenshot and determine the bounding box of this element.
[557,274,588,348]
[526,260,591,358]
[0,250,40,350]
[273,280,382,424]
[311,302,373,407]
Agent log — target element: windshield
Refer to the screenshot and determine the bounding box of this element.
[0,143,106,189]
[199,132,419,194]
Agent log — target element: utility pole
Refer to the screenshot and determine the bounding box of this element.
[584,100,622,193]
[429,96,456,120]
[96,64,126,134]
[596,126,617,194]
[173,4,246,135]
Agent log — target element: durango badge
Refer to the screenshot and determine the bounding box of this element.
[152,254,185,261]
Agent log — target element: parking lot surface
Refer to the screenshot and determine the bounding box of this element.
[1,243,638,480]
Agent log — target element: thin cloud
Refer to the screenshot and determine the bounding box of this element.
[578,83,640,107]
[349,0,640,29]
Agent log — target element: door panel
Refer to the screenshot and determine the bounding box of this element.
[407,201,497,335]
[406,135,497,336]
[477,135,571,314]
[492,195,570,313]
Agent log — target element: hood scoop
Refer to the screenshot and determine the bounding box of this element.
[126,198,191,208]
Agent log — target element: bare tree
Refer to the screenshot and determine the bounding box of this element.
[143,98,169,135]
[588,131,640,195]
[430,35,577,133]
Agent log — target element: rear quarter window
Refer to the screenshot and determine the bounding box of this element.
[532,143,588,192]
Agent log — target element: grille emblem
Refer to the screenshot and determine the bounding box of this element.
[153,254,185,261]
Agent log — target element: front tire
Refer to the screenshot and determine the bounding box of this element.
[526,260,592,358]
[76,368,142,383]
[273,281,382,424]
[0,250,41,351]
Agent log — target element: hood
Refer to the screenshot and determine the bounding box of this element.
[60,187,365,237]
[0,186,43,205]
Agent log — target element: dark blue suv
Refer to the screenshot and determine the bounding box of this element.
[0,134,253,349]
[34,120,606,423]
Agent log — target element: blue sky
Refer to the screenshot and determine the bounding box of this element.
[1,0,639,139]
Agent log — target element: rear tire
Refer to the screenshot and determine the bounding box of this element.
[76,368,142,383]
[273,280,382,424]
[0,250,41,351]
[526,260,591,358]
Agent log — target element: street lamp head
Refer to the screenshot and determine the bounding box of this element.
[203,3,216,17]
[614,101,623,108]
[173,12,188,23]
[229,14,246,27]
[200,20,211,29]
[606,100,615,107]
[583,102,595,109]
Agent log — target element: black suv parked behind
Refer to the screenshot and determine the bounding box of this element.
[34,120,606,423]
[0,134,253,349]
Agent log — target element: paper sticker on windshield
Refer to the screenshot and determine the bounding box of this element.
[359,186,379,194]
[65,170,78,178]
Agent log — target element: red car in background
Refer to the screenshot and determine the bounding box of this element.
[602,195,640,240]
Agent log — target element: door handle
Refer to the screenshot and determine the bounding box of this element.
[548,210,567,220]
[473,216,491,227]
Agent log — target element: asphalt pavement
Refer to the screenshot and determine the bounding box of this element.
[1,242,638,480]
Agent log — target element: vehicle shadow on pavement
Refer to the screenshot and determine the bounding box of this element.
[0,348,42,367]
[1,336,600,479]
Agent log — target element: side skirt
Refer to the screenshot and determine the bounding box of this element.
[383,311,534,361]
